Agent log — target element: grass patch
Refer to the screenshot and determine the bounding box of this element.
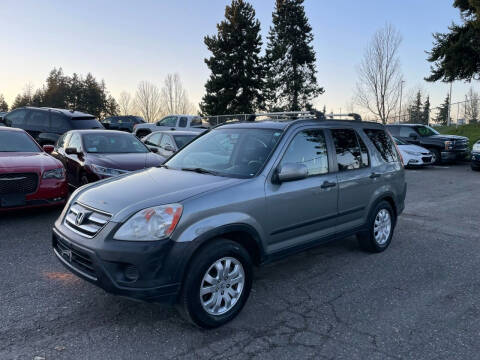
[436,124,480,148]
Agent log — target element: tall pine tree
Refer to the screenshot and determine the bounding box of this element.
[0,94,8,112]
[200,0,264,118]
[408,91,423,123]
[422,96,430,125]
[434,94,451,125]
[264,0,323,111]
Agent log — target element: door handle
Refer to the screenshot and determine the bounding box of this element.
[321,181,336,189]
[370,172,381,179]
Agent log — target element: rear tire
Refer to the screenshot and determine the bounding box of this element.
[177,239,253,329]
[357,201,396,253]
[471,163,480,171]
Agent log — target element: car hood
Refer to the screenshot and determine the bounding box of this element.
[0,152,61,171]
[428,134,468,141]
[75,167,245,221]
[398,144,430,153]
[86,153,164,170]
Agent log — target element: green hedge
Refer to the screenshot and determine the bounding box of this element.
[436,124,480,149]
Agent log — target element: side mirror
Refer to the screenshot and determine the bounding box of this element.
[409,133,419,140]
[65,147,79,155]
[275,163,308,183]
[43,145,54,154]
[164,145,175,152]
[149,147,159,153]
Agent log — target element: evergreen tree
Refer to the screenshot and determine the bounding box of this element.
[434,94,451,125]
[200,0,264,118]
[408,91,423,123]
[422,96,431,125]
[426,0,480,82]
[0,94,8,112]
[264,0,323,111]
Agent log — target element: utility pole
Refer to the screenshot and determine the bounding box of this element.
[398,80,404,124]
[447,82,453,126]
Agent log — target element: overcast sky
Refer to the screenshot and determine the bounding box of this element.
[1,0,477,118]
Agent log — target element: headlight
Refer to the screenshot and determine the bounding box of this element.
[404,150,421,156]
[114,204,183,241]
[90,164,128,177]
[445,140,454,150]
[473,142,480,152]
[43,167,65,179]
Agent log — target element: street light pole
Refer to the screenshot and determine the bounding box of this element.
[398,80,404,124]
[447,82,453,126]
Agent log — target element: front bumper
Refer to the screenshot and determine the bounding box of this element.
[52,222,191,303]
[441,150,469,161]
[0,178,68,210]
[471,152,480,167]
[405,154,433,167]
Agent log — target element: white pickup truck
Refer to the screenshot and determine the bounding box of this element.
[133,115,207,138]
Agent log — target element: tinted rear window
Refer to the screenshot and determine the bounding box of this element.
[70,118,103,129]
[364,129,399,163]
[0,131,40,152]
[173,135,196,149]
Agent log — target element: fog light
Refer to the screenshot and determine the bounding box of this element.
[124,265,139,281]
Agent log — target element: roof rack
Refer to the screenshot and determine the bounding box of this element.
[325,113,362,121]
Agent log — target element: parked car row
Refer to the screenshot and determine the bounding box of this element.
[133,114,206,138]
[102,115,145,132]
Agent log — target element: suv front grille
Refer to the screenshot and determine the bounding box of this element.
[64,202,111,238]
[454,139,469,151]
[55,236,97,280]
[0,173,38,195]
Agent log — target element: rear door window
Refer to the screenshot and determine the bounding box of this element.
[25,110,50,128]
[51,112,68,132]
[179,117,188,127]
[331,129,368,171]
[280,129,329,176]
[364,128,399,163]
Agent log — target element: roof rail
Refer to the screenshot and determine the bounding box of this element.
[325,113,362,121]
[203,110,325,125]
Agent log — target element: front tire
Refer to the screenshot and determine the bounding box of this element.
[430,148,441,165]
[177,239,253,328]
[472,163,480,171]
[357,201,396,253]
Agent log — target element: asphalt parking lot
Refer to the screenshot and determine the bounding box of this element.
[1,163,479,360]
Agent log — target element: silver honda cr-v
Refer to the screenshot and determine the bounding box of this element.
[52,112,406,328]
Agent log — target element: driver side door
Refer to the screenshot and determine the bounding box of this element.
[264,128,338,253]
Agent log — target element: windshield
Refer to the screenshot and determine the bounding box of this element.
[0,131,40,152]
[414,125,439,137]
[174,135,197,149]
[71,118,104,129]
[166,128,283,178]
[393,136,408,145]
[83,133,149,153]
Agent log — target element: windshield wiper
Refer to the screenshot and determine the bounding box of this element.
[181,167,218,175]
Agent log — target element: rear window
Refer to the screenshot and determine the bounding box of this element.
[190,117,202,127]
[70,117,104,130]
[0,131,40,152]
[364,129,399,163]
[173,135,196,149]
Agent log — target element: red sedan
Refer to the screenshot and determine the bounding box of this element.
[0,127,68,210]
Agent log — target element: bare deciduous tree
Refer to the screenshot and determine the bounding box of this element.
[464,87,479,123]
[355,24,403,124]
[160,73,196,115]
[118,91,132,116]
[134,81,162,123]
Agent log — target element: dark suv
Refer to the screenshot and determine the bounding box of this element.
[102,115,145,132]
[1,107,103,145]
[386,124,469,164]
[52,112,406,328]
